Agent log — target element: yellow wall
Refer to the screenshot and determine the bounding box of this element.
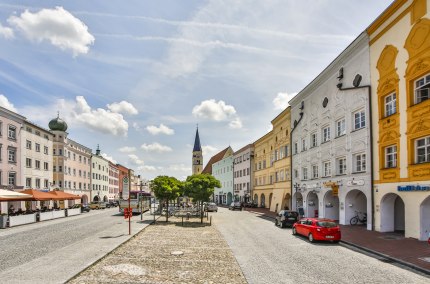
[369,0,430,239]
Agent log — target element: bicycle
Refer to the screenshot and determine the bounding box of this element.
[350,211,367,225]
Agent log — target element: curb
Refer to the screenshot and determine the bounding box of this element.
[340,240,430,276]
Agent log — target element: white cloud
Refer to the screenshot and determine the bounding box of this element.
[8,6,94,56]
[0,94,18,112]
[168,164,191,173]
[137,165,157,172]
[202,145,217,157]
[101,153,117,164]
[132,122,140,131]
[192,99,242,129]
[146,123,174,135]
[273,92,297,110]
[119,146,136,153]
[72,96,129,136]
[0,23,14,39]
[229,117,242,129]
[107,101,138,115]
[192,99,236,121]
[141,142,172,153]
[128,154,144,165]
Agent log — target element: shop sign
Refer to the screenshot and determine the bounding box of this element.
[398,185,430,192]
[332,185,339,197]
[347,179,364,186]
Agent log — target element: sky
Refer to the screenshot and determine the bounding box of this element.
[0,0,394,181]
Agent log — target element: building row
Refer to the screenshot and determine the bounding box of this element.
[0,109,147,213]
[196,0,430,241]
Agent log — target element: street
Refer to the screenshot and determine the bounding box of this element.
[214,207,429,284]
[0,208,152,284]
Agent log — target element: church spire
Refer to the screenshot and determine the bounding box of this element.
[193,126,202,152]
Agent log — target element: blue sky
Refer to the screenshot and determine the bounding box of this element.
[0,0,393,180]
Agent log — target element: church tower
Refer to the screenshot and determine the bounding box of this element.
[192,127,203,175]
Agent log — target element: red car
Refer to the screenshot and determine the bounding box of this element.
[292,218,341,243]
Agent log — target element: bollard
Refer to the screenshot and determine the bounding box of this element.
[207,213,209,220]
[210,215,212,226]
[182,217,184,226]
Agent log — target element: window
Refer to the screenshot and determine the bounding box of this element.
[337,157,346,175]
[8,172,16,185]
[53,165,57,172]
[301,138,307,151]
[312,165,318,179]
[35,178,40,188]
[35,143,40,152]
[44,162,49,170]
[322,126,330,142]
[354,110,366,130]
[26,158,32,168]
[416,136,430,163]
[44,146,48,154]
[8,125,16,140]
[336,118,346,137]
[385,145,397,168]
[26,140,32,150]
[302,167,308,180]
[311,133,317,148]
[385,92,396,117]
[8,147,16,163]
[53,149,56,155]
[323,161,331,177]
[294,142,298,154]
[44,179,49,188]
[35,131,40,136]
[294,169,298,179]
[59,149,63,156]
[0,121,2,136]
[35,160,40,169]
[26,178,32,188]
[59,166,63,172]
[414,73,430,104]
[354,153,366,172]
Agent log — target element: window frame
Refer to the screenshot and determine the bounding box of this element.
[336,157,347,175]
[336,118,346,137]
[414,73,430,105]
[416,136,430,164]
[384,92,397,117]
[353,110,366,130]
[322,126,331,143]
[385,145,397,168]
[354,153,366,173]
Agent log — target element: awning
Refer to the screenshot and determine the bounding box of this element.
[46,191,81,200]
[0,189,33,201]
[18,189,54,201]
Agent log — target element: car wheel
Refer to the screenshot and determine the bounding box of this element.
[308,233,315,243]
[292,227,297,235]
[332,240,339,244]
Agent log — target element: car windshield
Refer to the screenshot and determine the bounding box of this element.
[317,221,337,228]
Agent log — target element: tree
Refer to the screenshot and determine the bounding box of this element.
[184,174,221,223]
[150,176,182,222]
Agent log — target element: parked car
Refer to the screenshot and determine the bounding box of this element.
[81,204,91,213]
[204,202,218,212]
[244,202,257,208]
[292,218,341,243]
[89,202,106,210]
[275,210,299,228]
[105,202,112,208]
[229,202,242,211]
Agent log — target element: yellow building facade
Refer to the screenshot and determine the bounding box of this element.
[253,107,291,212]
[369,0,430,240]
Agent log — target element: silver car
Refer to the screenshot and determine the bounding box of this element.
[204,202,218,212]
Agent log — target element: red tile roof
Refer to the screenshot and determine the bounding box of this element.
[202,147,230,174]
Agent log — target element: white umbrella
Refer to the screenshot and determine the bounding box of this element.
[0,189,33,201]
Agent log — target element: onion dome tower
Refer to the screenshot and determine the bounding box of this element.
[48,112,68,132]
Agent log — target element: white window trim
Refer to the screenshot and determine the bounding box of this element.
[385,145,397,168]
[416,136,430,164]
[385,92,396,117]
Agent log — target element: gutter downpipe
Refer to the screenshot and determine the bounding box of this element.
[290,108,304,210]
[337,84,374,231]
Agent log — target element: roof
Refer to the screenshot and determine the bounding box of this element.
[202,147,231,174]
[193,128,202,152]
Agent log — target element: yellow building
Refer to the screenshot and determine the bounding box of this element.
[253,107,291,212]
[369,0,430,240]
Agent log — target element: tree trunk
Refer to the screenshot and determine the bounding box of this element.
[200,200,203,224]
[166,199,169,222]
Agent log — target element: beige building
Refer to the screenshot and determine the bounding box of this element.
[91,146,109,202]
[108,161,119,201]
[369,0,430,240]
[253,107,291,212]
[49,115,92,204]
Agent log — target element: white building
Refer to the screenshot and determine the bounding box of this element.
[21,121,53,191]
[233,144,254,203]
[108,161,119,201]
[91,146,110,202]
[290,32,373,230]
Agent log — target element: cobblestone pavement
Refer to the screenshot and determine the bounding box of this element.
[68,220,247,284]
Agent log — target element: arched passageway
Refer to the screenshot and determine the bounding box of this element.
[306,191,319,218]
[380,193,405,233]
[323,190,339,221]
